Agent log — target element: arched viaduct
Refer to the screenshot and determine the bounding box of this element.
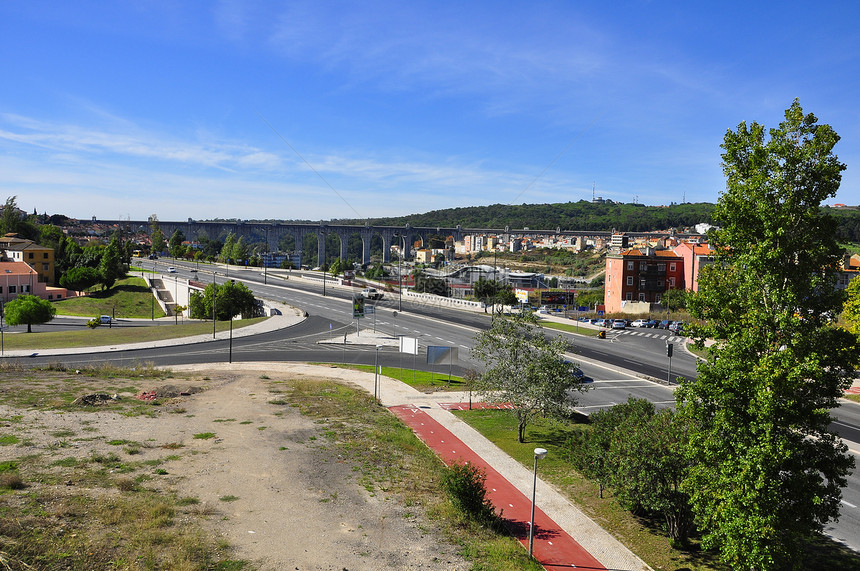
[96,219,620,266]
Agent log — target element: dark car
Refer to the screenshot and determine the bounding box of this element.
[658,319,673,329]
[669,321,687,335]
[645,319,658,328]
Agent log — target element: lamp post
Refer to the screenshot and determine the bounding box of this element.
[212,270,217,339]
[529,447,548,559]
[374,345,381,402]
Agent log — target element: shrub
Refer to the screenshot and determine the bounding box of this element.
[442,461,498,525]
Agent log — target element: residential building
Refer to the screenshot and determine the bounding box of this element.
[838,253,860,290]
[673,242,714,293]
[605,247,685,313]
[0,233,56,285]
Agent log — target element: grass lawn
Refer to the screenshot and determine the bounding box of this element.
[322,364,468,392]
[1,318,267,350]
[452,409,860,571]
[54,276,167,319]
[541,320,602,337]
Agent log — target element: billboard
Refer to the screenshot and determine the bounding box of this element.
[539,290,575,306]
[426,346,458,365]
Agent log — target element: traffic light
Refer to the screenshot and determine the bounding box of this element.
[667,343,674,358]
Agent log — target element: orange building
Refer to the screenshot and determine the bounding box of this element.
[672,242,714,293]
[605,248,685,313]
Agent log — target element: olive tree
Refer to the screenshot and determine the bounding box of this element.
[471,312,585,442]
[5,294,56,332]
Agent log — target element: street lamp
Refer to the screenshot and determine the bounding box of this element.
[374,345,382,402]
[212,270,217,339]
[529,447,548,559]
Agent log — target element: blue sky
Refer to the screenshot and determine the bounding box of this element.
[1,1,858,222]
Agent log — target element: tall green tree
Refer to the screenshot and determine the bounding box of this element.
[471,312,585,442]
[0,196,22,236]
[220,232,236,263]
[676,100,860,569]
[5,294,56,332]
[150,228,166,255]
[99,237,125,290]
[168,228,186,258]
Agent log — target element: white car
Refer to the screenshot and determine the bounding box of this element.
[631,319,648,327]
[167,267,176,273]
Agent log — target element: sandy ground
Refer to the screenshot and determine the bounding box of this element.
[0,366,470,570]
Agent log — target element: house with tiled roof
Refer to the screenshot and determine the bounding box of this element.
[837,253,860,290]
[0,233,55,285]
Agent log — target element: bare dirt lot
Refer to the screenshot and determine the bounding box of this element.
[0,364,470,570]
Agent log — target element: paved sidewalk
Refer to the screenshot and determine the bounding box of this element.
[175,361,652,571]
[2,301,305,358]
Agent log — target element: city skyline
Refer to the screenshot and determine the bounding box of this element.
[2,2,858,221]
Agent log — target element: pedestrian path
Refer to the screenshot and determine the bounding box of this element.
[180,361,652,570]
[391,404,607,569]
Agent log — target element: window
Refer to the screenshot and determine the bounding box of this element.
[43,264,49,271]
[655,294,662,303]
[626,276,633,286]
[670,263,676,271]
[640,261,647,271]
[657,280,664,287]
[627,261,634,270]
[625,292,633,300]
[669,277,676,287]
[657,263,666,272]
[28,252,34,259]
[8,286,15,293]
[43,253,48,259]
[639,293,646,301]
[21,285,29,293]
[0,286,3,293]
[640,279,646,289]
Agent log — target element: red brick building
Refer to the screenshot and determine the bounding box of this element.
[605,248,685,313]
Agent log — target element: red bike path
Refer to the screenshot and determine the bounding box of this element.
[390,403,606,570]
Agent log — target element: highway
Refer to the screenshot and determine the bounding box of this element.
[11,258,860,553]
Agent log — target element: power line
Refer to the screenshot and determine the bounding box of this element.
[508,110,605,205]
[256,111,363,219]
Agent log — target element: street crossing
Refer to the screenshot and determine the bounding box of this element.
[610,329,685,343]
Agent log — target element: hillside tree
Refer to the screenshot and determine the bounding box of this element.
[676,100,860,569]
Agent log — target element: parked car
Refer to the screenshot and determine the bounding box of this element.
[611,319,627,330]
[669,321,687,335]
[594,318,607,327]
[645,319,658,328]
[630,319,649,328]
[658,319,673,329]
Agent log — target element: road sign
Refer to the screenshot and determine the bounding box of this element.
[352,295,365,318]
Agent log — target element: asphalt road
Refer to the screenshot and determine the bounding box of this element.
[12,258,860,553]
